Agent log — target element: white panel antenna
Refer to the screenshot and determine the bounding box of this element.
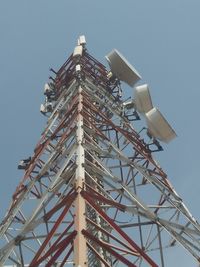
[105,49,141,87]
[40,103,46,114]
[79,35,86,46]
[76,64,81,72]
[134,84,153,114]
[73,45,83,58]
[44,83,51,94]
[145,107,177,143]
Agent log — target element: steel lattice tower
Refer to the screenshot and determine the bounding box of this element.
[0,36,200,267]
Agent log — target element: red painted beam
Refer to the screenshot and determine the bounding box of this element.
[83,229,137,267]
[30,192,77,266]
[81,191,158,267]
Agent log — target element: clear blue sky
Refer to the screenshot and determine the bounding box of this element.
[0,1,200,266]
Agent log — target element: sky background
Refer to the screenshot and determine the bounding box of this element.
[0,1,200,266]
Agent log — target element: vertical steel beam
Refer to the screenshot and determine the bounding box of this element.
[74,86,87,267]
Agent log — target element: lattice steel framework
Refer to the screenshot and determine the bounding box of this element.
[0,38,200,267]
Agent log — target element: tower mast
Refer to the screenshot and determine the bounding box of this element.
[74,86,87,266]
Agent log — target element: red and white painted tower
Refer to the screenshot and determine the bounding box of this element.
[0,36,200,266]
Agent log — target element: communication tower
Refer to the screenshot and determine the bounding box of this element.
[0,36,200,266]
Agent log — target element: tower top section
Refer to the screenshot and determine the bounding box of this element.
[40,35,176,144]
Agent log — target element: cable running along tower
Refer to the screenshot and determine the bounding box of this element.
[0,36,200,267]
